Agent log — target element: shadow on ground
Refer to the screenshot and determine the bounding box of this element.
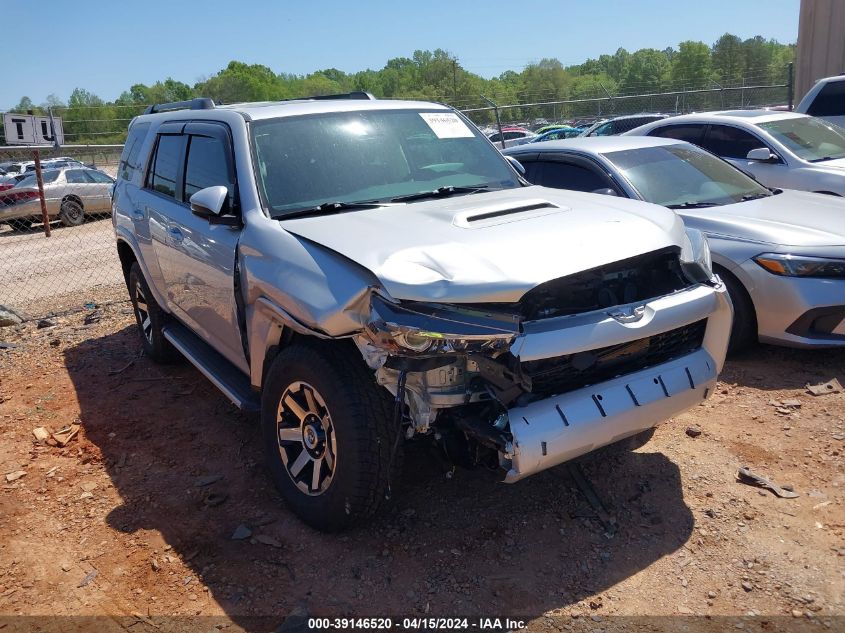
[65,326,694,631]
[720,344,845,392]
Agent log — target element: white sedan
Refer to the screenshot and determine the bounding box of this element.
[625,110,845,196]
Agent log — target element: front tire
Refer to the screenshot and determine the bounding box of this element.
[59,199,84,227]
[128,262,177,363]
[261,342,398,532]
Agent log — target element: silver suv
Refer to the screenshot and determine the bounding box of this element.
[113,94,732,531]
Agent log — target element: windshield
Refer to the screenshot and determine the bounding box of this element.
[758,116,845,162]
[17,170,60,188]
[251,109,519,217]
[604,144,770,207]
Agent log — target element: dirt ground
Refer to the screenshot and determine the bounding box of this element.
[0,304,843,632]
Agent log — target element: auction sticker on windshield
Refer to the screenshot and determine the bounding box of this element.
[419,112,474,138]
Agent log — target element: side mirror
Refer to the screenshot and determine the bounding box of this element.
[746,148,778,163]
[189,185,229,218]
[505,155,526,176]
[591,188,618,197]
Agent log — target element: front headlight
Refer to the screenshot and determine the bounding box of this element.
[680,228,713,283]
[366,295,519,355]
[753,253,845,279]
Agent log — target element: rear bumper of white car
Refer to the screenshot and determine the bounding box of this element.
[501,282,732,482]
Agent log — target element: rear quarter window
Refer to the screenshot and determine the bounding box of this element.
[806,81,845,117]
[118,122,152,182]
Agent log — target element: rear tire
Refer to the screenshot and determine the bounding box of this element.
[717,267,757,353]
[261,342,399,532]
[128,262,177,363]
[59,199,84,227]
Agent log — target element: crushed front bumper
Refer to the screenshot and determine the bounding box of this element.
[501,282,732,482]
[503,347,717,482]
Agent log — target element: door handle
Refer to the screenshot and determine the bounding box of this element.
[168,226,184,243]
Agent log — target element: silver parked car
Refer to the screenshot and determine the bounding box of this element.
[113,95,731,531]
[625,110,845,196]
[0,166,115,228]
[505,136,845,349]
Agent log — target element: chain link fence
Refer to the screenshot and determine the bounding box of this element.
[461,81,792,130]
[0,145,126,320]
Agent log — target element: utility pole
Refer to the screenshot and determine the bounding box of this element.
[452,59,458,103]
[481,96,504,150]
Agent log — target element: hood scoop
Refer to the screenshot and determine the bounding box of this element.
[453,199,566,228]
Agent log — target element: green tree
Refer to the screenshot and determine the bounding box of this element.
[671,41,713,89]
[712,33,744,85]
[620,49,670,94]
[12,96,35,113]
[196,61,285,103]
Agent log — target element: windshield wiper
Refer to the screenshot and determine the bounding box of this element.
[390,184,490,203]
[809,156,845,163]
[276,200,385,221]
[739,192,771,202]
[666,201,720,209]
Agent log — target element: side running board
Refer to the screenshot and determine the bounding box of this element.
[162,322,260,412]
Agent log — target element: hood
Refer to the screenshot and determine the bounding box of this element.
[680,189,845,248]
[279,186,684,303]
[816,157,845,171]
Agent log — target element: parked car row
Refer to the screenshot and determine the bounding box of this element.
[0,156,91,176]
[504,119,845,351]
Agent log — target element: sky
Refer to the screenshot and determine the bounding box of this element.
[3,0,799,109]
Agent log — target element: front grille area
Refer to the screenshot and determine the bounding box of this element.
[521,319,707,397]
[517,248,691,320]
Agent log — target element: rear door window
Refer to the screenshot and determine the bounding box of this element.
[65,169,91,184]
[806,80,845,117]
[147,134,186,199]
[87,171,114,184]
[702,125,766,159]
[531,160,612,192]
[648,124,706,145]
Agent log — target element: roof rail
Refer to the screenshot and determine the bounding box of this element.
[283,91,376,102]
[144,97,216,115]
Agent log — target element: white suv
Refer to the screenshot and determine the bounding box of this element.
[112,94,731,530]
[797,74,845,129]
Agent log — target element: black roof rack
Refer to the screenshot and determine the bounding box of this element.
[144,98,216,115]
[280,91,376,102]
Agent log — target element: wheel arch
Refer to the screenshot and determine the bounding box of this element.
[116,238,137,288]
[248,297,357,391]
[713,262,758,349]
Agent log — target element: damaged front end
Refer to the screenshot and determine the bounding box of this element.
[354,294,525,470]
[353,240,732,482]
[354,239,731,482]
